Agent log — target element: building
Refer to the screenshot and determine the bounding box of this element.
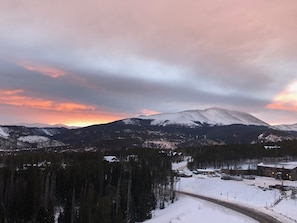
[257,162,297,181]
[264,145,281,150]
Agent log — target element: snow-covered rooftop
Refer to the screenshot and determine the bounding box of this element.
[257,162,297,170]
[103,156,119,163]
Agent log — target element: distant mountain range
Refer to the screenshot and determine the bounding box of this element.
[1,108,297,150]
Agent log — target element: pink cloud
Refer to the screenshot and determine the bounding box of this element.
[17,61,65,78]
[140,108,160,116]
[267,81,297,112]
[0,88,132,126]
[0,88,94,112]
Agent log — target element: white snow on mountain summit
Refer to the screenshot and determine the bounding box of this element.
[273,123,297,132]
[127,108,268,127]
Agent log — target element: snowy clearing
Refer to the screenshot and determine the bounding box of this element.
[179,175,297,223]
[18,135,50,143]
[147,163,297,223]
[146,195,257,223]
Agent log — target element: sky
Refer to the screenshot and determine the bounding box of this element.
[1,0,297,127]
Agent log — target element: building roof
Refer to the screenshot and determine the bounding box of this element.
[257,161,297,170]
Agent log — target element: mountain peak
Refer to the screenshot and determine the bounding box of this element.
[126,107,268,127]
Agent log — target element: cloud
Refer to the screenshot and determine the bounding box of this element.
[0,103,129,127]
[0,87,131,126]
[140,109,160,116]
[0,88,95,112]
[267,81,297,112]
[17,61,65,78]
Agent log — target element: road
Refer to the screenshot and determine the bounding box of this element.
[176,191,284,223]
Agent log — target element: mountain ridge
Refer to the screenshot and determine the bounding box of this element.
[124,107,269,127]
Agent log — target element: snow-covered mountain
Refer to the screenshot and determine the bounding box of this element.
[0,126,68,150]
[125,107,268,127]
[273,123,297,132]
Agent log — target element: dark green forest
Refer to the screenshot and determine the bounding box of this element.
[182,140,297,170]
[0,149,176,223]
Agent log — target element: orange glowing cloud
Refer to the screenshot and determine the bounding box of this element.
[0,89,94,112]
[17,61,65,78]
[0,88,130,126]
[267,81,297,112]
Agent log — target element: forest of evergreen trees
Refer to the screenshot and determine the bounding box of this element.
[183,140,297,170]
[0,148,177,223]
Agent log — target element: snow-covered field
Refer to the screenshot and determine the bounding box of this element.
[146,195,257,223]
[146,161,297,223]
[180,175,297,223]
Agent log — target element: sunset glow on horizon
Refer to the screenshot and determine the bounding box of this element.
[1,0,297,126]
[267,81,297,113]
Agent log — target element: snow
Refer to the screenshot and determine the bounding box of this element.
[134,107,268,127]
[273,123,297,132]
[18,135,50,143]
[273,198,297,222]
[0,127,9,139]
[146,196,257,223]
[122,118,140,125]
[180,176,276,207]
[258,133,292,142]
[146,161,297,223]
[258,161,297,170]
[172,160,188,171]
[41,129,54,136]
[103,156,119,162]
[143,140,177,149]
[178,175,297,222]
